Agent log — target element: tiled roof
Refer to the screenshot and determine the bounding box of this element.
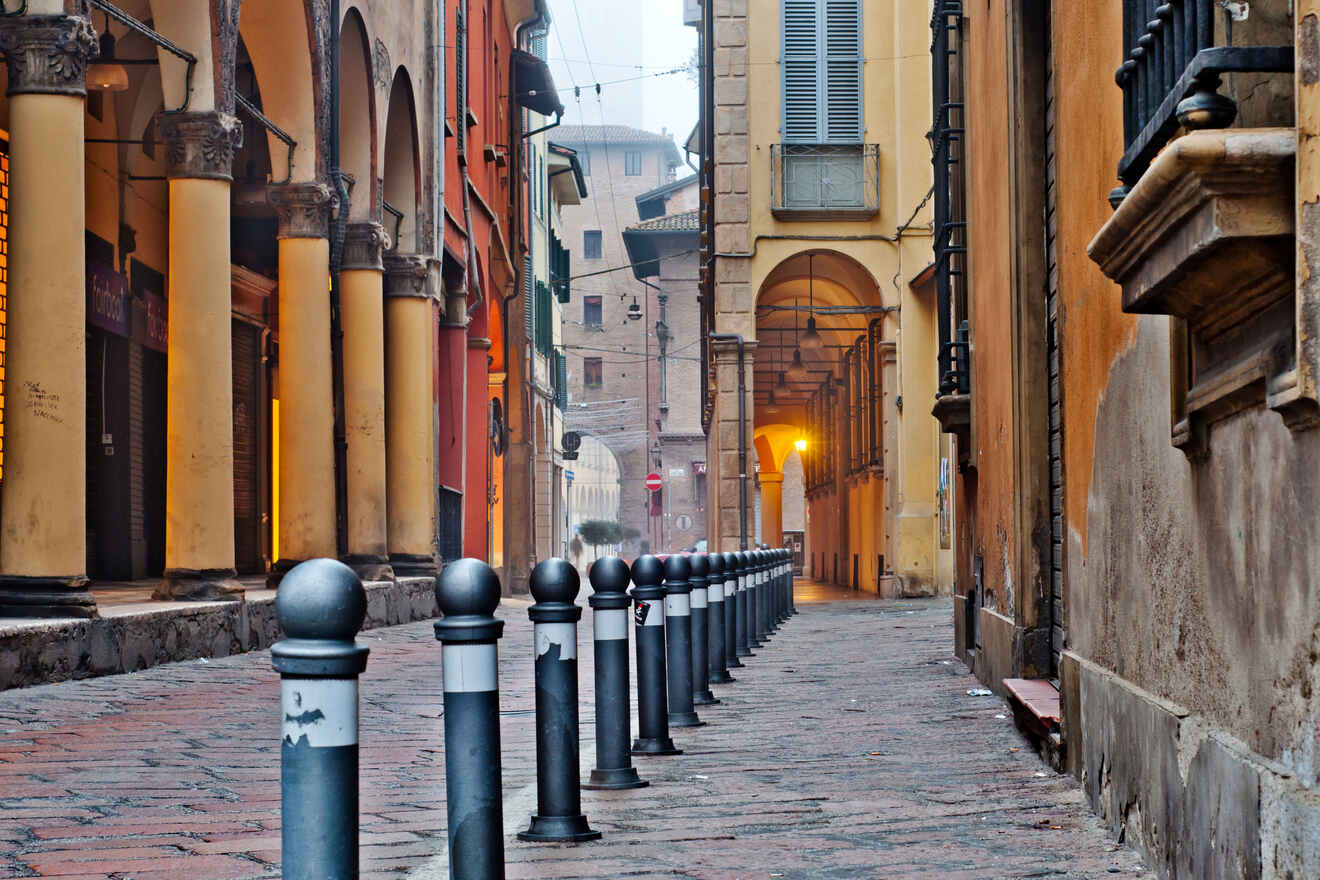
[628,209,699,231]
[554,124,678,145]
[636,173,698,204]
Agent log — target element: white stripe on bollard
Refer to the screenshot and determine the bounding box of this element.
[281,679,358,747]
[535,622,578,660]
[442,643,499,693]
[665,592,690,616]
[595,607,629,641]
[641,599,665,627]
[691,586,707,608]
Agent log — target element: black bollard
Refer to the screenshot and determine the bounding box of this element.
[707,553,734,683]
[782,548,793,620]
[724,551,744,666]
[750,550,766,646]
[272,559,369,880]
[584,557,648,790]
[630,555,681,755]
[519,559,600,842]
[688,553,719,705]
[760,550,775,639]
[770,549,783,631]
[663,554,704,727]
[770,551,781,625]
[434,559,507,879]
[735,551,755,657]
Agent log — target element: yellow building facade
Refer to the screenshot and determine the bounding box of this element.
[0,0,453,617]
[700,0,952,594]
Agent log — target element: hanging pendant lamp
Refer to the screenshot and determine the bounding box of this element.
[789,297,810,379]
[800,253,825,351]
[87,12,130,93]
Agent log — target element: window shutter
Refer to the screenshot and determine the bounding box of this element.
[524,255,534,340]
[781,0,861,144]
[781,0,820,143]
[823,0,862,143]
[455,8,466,155]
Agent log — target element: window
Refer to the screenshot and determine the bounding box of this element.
[583,295,603,327]
[782,0,862,144]
[583,229,602,260]
[584,357,603,390]
[624,151,642,176]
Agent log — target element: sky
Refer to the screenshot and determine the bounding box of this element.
[545,0,699,160]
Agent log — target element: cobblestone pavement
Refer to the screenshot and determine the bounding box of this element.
[0,582,1152,879]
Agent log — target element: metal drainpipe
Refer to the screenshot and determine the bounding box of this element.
[328,0,351,558]
[709,333,747,550]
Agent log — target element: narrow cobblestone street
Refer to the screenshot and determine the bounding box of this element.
[0,585,1151,879]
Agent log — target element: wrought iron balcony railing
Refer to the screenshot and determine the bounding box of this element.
[770,144,880,220]
[1113,0,1292,201]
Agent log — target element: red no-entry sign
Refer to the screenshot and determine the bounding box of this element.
[645,472,662,491]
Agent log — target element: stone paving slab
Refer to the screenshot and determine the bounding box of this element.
[0,586,1152,878]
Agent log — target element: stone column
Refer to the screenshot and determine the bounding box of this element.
[340,222,391,581]
[760,471,783,549]
[269,183,337,585]
[384,253,438,577]
[710,336,756,551]
[0,15,98,617]
[153,111,245,601]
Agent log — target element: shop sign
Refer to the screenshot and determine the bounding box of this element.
[693,461,707,476]
[144,291,168,353]
[86,262,130,338]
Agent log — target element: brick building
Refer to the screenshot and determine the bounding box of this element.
[554,124,683,553]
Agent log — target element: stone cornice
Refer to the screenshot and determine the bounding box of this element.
[0,15,97,97]
[157,111,244,181]
[342,222,388,271]
[270,182,335,239]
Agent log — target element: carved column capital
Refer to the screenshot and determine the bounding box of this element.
[342,222,388,271]
[0,14,97,97]
[269,182,335,239]
[383,253,432,298]
[156,111,243,181]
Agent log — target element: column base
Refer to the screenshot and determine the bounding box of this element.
[154,569,244,601]
[632,736,682,756]
[389,552,438,578]
[668,711,705,728]
[584,767,649,790]
[517,814,601,843]
[266,558,299,589]
[693,689,721,705]
[342,554,394,582]
[0,575,97,618]
[710,670,737,683]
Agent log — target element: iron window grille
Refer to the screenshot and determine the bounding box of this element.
[867,318,884,467]
[437,488,463,562]
[770,143,880,219]
[932,0,970,397]
[1113,0,1292,199]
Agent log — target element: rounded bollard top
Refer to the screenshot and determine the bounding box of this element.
[588,556,631,609]
[272,558,369,677]
[528,558,583,623]
[630,553,665,600]
[688,552,710,579]
[276,558,367,640]
[708,553,725,575]
[722,551,738,575]
[662,552,691,593]
[736,550,749,569]
[434,558,505,644]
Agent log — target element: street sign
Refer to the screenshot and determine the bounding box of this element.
[565,469,575,482]
[645,472,662,491]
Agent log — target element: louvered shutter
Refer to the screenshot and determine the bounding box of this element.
[782,0,820,143]
[455,9,466,155]
[524,255,534,340]
[781,0,861,144]
[823,0,861,142]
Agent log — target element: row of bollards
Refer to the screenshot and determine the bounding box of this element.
[270,547,796,879]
